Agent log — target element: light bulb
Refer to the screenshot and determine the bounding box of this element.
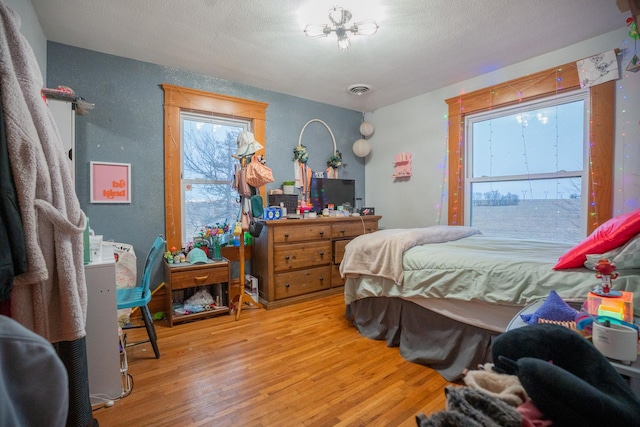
[337,36,351,50]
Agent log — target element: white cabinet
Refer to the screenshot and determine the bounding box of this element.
[84,245,121,404]
[48,98,75,183]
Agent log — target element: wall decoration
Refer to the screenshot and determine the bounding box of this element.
[90,161,131,203]
[392,152,412,179]
[576,50,619,88]
[626,17,640,72]
[353,119,375,158]
[295,119,341,201]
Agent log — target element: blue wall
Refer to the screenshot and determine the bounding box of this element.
[46,42,364,276]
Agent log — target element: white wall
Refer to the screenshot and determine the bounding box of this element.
[5,0,47,80]
[365,27,640,230]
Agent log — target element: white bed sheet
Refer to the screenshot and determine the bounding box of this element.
[344,234,640,317]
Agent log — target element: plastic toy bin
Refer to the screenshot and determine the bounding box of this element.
[586,291,634,322]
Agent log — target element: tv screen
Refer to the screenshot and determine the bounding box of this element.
[309,178,355,212]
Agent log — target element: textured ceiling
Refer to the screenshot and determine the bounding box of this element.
[30,0,629,111]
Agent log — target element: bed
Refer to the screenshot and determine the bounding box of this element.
[340,225,640,381]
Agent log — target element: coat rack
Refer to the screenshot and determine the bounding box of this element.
[233,155,262,320]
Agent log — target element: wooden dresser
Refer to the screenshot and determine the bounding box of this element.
[252,215,381,309]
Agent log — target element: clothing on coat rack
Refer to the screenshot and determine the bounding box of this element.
[0,87,28,301]
[0,2,87,343]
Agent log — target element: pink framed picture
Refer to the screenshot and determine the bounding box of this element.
[90,161,131,203]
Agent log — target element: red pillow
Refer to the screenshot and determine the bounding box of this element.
[554,209,640,269]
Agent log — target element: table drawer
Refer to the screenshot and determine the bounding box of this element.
[274,266,331,299]
[273,224,331,243]
[170,266,229,290]
[331,220,378,238]
[274,241,332,272]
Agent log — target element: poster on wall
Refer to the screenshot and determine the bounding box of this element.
[576,50,619,89]
[90,161,131,203]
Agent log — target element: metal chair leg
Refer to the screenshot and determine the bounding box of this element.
[141,305,160,359]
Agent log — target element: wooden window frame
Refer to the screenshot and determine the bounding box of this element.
[162,84,268,251]
[445,61,614,235]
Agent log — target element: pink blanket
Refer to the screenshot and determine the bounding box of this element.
[339,225,481,285]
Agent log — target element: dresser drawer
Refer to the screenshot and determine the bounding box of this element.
[274,266,331,299]
[331,220,378,238]
[273,224,331,243]
[331,264,345,287]
[333,239,351,264]
[274,241,332,272]
[170,266,229,290]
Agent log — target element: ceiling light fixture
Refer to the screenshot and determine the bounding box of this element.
[304,6,378,51]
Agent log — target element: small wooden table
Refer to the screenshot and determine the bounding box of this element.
[164,259,230,327]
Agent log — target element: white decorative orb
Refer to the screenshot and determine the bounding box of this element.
[352,139,371,157]
[359,121,375,137]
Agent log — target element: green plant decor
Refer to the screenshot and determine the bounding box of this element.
[293,145,309,164]
[327,150,342,169]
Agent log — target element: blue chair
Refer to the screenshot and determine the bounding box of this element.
[116,235,165,359]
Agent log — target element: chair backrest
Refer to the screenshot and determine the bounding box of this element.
[139,236,165,300]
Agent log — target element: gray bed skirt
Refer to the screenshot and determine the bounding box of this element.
[346,297,499,381]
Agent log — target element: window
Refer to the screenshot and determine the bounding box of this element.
[464,91,588,241]
[446,61,615,238]
[162,84,267,251]
[181,112,248,244]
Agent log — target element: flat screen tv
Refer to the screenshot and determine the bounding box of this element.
[309,178,355,212]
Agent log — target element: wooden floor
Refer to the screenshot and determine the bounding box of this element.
[93,294,452,426]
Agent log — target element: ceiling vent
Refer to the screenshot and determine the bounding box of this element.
[347,84,373,96]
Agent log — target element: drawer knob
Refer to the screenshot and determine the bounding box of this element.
[319,251,325,257]
[285,255,290,261]
[284,233,289,238]
[340,229,345,235]
[194,275,210,282]
[285,283,290,288]
[319,277,324,282]
[319,231,324,236]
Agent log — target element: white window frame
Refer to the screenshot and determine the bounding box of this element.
[463,89,590,238]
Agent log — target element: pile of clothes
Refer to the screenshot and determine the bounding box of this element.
[417,324,640,427]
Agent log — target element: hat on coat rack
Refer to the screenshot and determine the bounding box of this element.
[236,131,264,157]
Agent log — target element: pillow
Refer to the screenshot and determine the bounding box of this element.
[553,209,640,269]
[520,290,577,325]
[584,232,640,270]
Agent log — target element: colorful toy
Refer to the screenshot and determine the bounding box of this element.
[593,258,619,295]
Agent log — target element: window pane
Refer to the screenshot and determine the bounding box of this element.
[469,178,582,242]
[471,100,584,178]
[181,113,247,246]
[183,183,239,243]
[182,118,241,181]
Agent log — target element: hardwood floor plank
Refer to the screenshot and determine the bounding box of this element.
[93,294,451,426]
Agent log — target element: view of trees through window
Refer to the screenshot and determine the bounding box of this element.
[181,112,247,244]
[465,91,588,242]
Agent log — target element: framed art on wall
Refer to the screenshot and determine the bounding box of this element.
[90,161,131,203]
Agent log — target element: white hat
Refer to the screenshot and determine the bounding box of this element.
[236,131,264,157]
